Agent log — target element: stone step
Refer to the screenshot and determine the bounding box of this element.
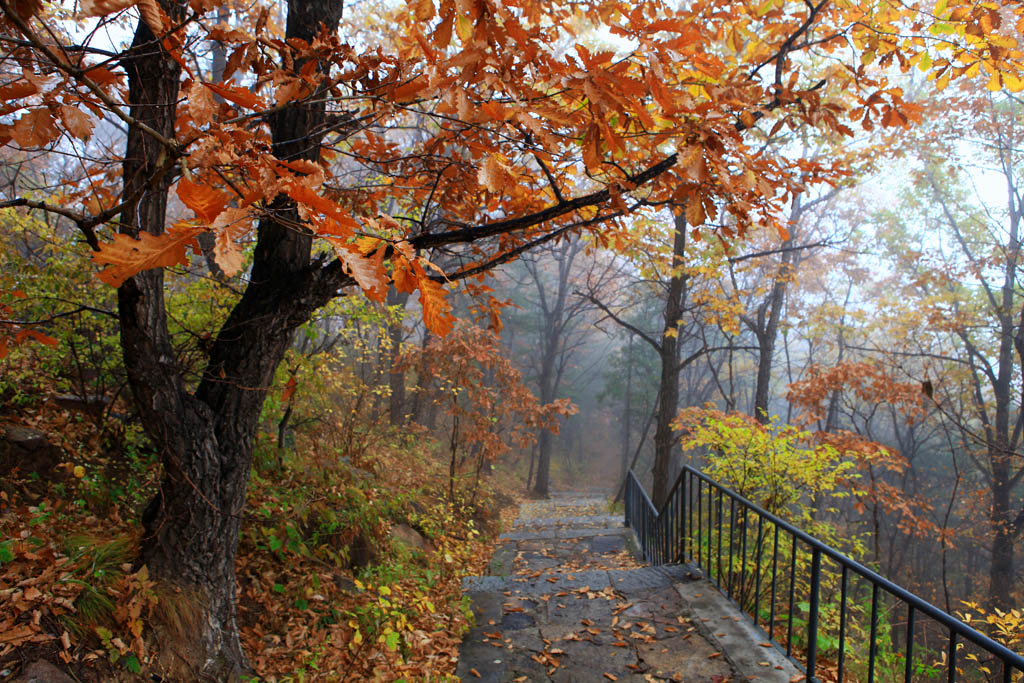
[512,514,622,530]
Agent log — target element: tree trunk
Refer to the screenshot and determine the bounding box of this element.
[122,0,345,675]
[620,334,633,484]
[387,289,410,426]
[532,351,555,497]
[652,215,686,507]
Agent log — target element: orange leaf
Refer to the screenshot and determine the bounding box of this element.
[15,328,58,348]
[78,0,136,17]
[418,276,454,336]
[409,0,434,21]
[177,177,228,225]
[282,376,297,403]
[210,207,253,276]
[331,243,388,302]
[686,195,705,227]
[60,105,95,140]
[392,76,428,103]
[188,79,217,126]
[392,259,417,294]
[203,82,264,110]
[10,109,58,147]
[286,183,357,236]
[93,226,202,287]
[0,79,38,101]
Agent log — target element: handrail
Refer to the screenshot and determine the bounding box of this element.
[623,465,1024,682]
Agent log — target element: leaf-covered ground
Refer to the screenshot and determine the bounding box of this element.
[0,398,522,681]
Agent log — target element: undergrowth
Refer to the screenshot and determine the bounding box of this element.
[0,398,519,682]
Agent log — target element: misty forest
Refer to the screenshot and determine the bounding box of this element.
[0,0,1023,679]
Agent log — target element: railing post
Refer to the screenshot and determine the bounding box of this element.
[807,547,821,681]
[624,475,632,528]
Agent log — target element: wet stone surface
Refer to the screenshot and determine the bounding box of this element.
[455,493,737,682]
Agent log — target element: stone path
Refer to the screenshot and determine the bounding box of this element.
[455,492,801,682]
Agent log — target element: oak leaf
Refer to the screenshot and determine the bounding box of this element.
[93,226,203,287]
[178,177,228,224]
[418,277,455,336]
[78,0,136,17]
[59,105,94,140]
[331,243,388,303]
[686,195,706,227]
[210,207,254,277]
[203,82,264,110]
[188,79,218,126]
[409,0,434,22]
[10,109,58,147]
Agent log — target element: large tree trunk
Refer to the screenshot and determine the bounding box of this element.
[122,0,345,675]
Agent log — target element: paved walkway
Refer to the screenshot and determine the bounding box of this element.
[455,492,801,682]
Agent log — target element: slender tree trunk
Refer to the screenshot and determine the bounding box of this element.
[652,215,686,507]
[387,289,410,426]
[620,334,633,484]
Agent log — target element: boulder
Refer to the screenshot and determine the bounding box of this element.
[389,522,428,552]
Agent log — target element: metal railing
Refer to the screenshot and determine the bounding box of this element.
[624,466,1024,682]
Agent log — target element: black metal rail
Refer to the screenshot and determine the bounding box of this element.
[624,466,1024,682]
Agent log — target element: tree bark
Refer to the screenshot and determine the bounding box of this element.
[387,289,410,426]
[122,0,346,675]
[651,215,686,507]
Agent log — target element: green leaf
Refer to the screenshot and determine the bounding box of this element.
[385,631,401,651]
[123,655,142,674]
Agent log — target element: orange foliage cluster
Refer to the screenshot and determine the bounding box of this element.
[402,324,576,497]
[4,0,1021,342]
[788,361,925,425]
[788,362,939,540]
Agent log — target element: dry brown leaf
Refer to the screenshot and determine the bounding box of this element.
[78,0,136,17]
[188,79,217,126]
[10,108,58,147]
[59,106,94,140]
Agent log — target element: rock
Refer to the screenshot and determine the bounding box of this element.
[0,423,64,480]
[12,661,75,683]
[390,522,428,552]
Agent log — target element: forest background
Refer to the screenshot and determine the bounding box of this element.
[1,0,1023,679]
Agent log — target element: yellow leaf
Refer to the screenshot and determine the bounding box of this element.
[455,13,474,42]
